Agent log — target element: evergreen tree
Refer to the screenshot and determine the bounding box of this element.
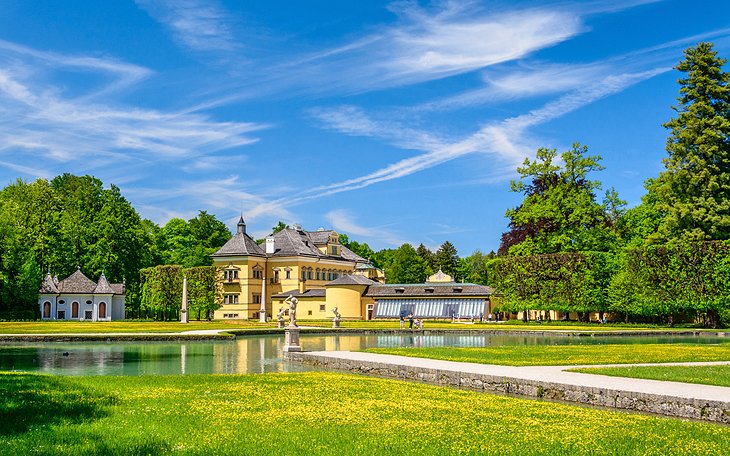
[650,42,730,242]
[416,243,436,273]
[435,241,459,279]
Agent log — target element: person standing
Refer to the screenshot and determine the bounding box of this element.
[408,313,415,329]
[399,312,405,329]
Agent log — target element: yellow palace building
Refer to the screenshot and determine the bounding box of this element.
[212,217,384,321]
[212,217,494,321]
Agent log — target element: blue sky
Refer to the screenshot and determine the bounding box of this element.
[1,1,729,255]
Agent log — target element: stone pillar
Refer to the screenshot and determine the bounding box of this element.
[181,275,189,324]
[283,327,301,352]
[260,276,267,323]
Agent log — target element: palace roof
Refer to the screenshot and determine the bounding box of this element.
[271,288,327,298]
[325,275,378,286]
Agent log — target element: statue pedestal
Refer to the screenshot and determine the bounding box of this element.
[277,320,285,329]
[283,327,301,352]
[180,309,188,324]
[332,319,340,328]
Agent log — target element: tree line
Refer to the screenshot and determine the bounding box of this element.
[491,42,730,327]
[0,173,231,320]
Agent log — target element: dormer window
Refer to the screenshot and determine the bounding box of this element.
[453,287,463,293]
[330,245,338,255]
[395,287,405,294]
[425,287,434,293]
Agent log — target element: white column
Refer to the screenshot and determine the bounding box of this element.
[260,276,267,322]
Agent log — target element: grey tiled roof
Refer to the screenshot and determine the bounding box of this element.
[40,268,124,295]
[308,230,333,245]
[57,268,98,294]
[340,245,367,263]
[212,232,266,257]
[271,288,326,298]
[365,283,492,298]
[325,275,377,286]
[39,273,59,293]
[268,228,325,257]
[94,273,115,294]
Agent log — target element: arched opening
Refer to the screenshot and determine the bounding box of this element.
[72,302,79,318]
[43,301,51,318]
[99,302,107,319]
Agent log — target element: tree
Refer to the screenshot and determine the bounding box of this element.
[649,42,730,242]
[272,221,288,234]
[458,250,495,285]
[435,241,459,279]
[416,244,436,273]
[500,143,623,255]
[383,244,429,283]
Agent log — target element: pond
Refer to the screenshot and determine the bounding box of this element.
[0,332,727,376]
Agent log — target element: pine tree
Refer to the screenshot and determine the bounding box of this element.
[435,241,459,279]
[652,42,730,241]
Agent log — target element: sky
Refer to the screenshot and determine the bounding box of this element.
[1,1,729,255]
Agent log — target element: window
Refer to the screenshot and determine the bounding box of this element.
[330,246,338,255]
[273,270,280,283]
[307,268,313,280]
[57,310,65,319]
[58,300,65,305]
[99,302,107,319]
[43,302,51,318]
[316,269,321,280]
[253,294,261,304]
[84,310,92,319]
[285,268,291,279]
[224,294,239,304]
[253,269,263,279]
[319,304,326,312]
[224,269,239,281]
[308,310,312,315]
[86,300,93,304]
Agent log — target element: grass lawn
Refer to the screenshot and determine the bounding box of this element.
[570,365,730,388]
[0,372,728,455]
[0,320,723,335]
[0,320,273,334]
[364,343,730,366]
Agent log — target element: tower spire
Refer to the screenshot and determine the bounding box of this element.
[237,214,246,234]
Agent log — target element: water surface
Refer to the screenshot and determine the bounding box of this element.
[0,333,726,376]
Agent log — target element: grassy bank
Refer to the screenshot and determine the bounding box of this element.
[0,372,728,455]
[571,365,730,387]
[1,320,720,335]
[365,343,730,366]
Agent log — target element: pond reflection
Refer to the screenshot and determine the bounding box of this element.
[0,332,726,376]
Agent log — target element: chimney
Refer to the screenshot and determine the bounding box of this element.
[265,237,275,254]
[299,278,306,294]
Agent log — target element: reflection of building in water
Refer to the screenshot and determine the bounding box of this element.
[374,334,492,348]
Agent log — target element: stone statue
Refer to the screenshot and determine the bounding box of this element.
[284,295,298,327]
[332,306,341,328]
[277,306,286,328]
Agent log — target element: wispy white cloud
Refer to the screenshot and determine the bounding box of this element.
[0,41,266,169]
[326,209,407,247]
[135,0,238,53]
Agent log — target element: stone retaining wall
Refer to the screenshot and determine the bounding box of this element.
[288,352,730,424]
